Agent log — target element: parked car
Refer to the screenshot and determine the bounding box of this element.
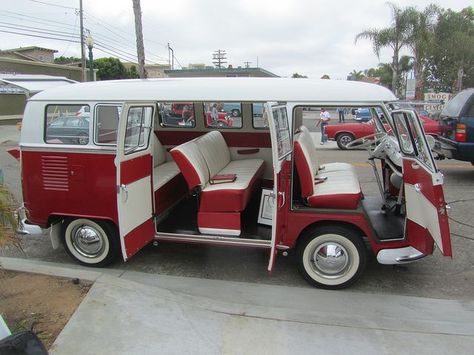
[326,114,442,150]
[433,88,474,164]
[45,115,89,145]
[354,108,372,122]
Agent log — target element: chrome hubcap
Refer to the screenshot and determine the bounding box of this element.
[311,242,349,277]
[72,225,105,258]
[340,136,352,146]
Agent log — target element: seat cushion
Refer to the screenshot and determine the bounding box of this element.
[200,159,265,212]
[307,174,362,209]
[319,162,355,173]
[153,161,180,191]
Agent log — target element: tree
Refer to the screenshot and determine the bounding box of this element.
[94,57,129,80]
[291,73,308,78]
[404,4,440,99]
[427,7,474,92]
[355,2,412,97]
[127,65,140,79]
[348,70,365,81]
[320,74,330,79]
[54,56,81,65]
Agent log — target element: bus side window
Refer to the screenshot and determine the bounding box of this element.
[95,105,121,145]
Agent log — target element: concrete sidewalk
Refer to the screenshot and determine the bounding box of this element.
[1,257,473,355]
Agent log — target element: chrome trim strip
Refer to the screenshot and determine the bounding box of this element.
[20,145,116,155]
[155,232,272,248]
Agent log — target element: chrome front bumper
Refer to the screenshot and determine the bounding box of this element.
[377,246,426,265]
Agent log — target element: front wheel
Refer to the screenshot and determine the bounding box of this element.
[336,133,355,150]
[62,218,119,267]
[296,225,367,289]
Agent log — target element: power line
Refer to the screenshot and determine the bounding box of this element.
[0,10,79,31]
[0,29,79,43]
[0,21,79,37]
[26,0,77,10]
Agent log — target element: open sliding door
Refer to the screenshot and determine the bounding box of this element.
[265,102,292,271]
[116,102,156,261]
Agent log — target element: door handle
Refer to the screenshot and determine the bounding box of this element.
[414,183,421,193]
[120,184,128,202]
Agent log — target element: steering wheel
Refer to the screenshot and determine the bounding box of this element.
[346,131,387,149]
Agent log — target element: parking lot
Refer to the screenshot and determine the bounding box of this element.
[1,124,473,299]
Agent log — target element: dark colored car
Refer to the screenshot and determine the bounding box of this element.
[46,115,89,144]
[434,88,474,164]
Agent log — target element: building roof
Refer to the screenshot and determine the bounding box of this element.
[0,74,77,94]
[165,67,279,78]
[31,77,397,103]
[0,46,58,54]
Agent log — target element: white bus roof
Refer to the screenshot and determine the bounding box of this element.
[31,77,397,103]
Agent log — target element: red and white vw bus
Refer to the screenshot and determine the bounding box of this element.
[12,78,452,289]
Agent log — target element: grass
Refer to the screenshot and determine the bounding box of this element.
[0,171,21,251]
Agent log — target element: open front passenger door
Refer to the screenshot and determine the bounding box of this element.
[392,110,452,257]
[116,103,156,261]
[265,102,292,271]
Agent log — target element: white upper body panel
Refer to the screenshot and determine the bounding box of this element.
[29,77,396,103]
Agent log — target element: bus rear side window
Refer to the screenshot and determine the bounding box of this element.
[45,104,90,145]
[95,105,121,145]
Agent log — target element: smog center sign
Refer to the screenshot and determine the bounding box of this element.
[424,92,451,114]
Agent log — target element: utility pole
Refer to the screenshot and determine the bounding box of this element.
[79,0,86,82]
[167,43,174,70]
[132,0,147,78]
[243,61,251,68]
[212,50,227,69]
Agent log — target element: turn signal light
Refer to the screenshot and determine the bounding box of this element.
[455,123,466,142]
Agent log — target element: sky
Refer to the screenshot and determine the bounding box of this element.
[0,0,472,79]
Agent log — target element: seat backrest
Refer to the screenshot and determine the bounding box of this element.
[171,140,209,190]
[298,125,320,170]
[153,134,166,167]
[293,132,315,198]
[195,131,231,177]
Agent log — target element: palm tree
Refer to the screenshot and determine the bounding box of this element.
[355,2,412,97]
[404,5,440,99]
[348,70,365,81]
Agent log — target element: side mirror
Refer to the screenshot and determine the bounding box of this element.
[426,135,436,150]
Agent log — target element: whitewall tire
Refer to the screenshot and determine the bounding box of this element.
[296,225,367,289]
[62,218,118,267]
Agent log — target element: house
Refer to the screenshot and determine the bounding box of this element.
[0,46,57,63]
[165,66,279,78]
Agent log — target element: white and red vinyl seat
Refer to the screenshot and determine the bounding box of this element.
[171,131,264,236]
[294,128,362,209]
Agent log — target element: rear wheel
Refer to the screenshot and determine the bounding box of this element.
[62,218,119,267]
[296,225,367,289]
[336,133,355,150]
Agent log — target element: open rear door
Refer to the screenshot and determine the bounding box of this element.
[265,102,292,271]
[116,102,156,261]
[392,110,452,257]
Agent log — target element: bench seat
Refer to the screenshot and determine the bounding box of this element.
[171,131,264,235]
[200,159,265,212]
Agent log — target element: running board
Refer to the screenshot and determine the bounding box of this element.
[155,232,290,250]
